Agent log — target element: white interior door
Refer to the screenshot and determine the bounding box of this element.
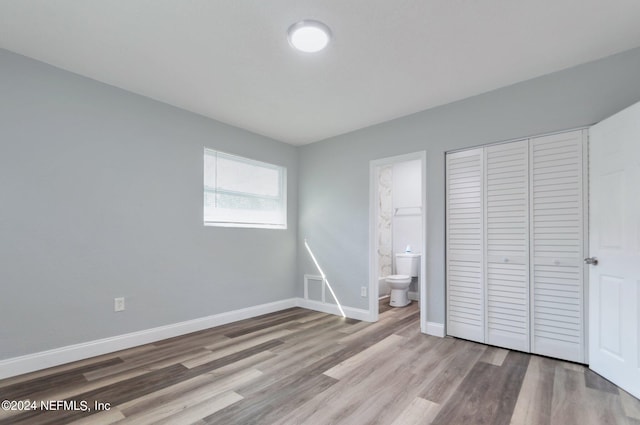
[589,101,640,399]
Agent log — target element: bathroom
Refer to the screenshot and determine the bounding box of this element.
[376,157,423,309]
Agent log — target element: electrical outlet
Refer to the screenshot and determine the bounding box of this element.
[360,286,367,297]
[114,297,125,312]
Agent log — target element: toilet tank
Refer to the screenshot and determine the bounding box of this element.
[395,253,420,277]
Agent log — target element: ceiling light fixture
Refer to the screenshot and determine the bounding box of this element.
[287,20,332,53]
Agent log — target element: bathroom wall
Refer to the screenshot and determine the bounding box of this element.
[391,159,422,258]
[0,49,299,360]
[377,165,393,279]
[391,160,422,294]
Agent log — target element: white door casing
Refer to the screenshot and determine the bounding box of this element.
[369,152,427,331]
[589,101,640,399]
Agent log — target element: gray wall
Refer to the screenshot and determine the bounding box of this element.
[0,49,298,360]
[298,47,640,324]
[3,45,640,361]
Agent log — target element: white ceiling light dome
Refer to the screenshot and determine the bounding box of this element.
[287,20,332,53]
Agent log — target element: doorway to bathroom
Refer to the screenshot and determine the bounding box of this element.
[369,151,427,332]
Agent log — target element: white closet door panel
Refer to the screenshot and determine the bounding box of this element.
[485,140,529,351]
[447,149,484,342]
[530,130,586,363]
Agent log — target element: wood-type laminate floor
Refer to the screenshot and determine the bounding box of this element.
[1,299,639,424]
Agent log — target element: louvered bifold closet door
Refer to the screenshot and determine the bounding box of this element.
[485,141,530,351]
[446,149,484,343]
[530,130,586,363]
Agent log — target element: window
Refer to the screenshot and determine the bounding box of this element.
[204,149,287,229]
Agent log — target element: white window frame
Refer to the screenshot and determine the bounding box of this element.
[203,149,287,229]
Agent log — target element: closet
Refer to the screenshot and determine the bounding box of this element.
[446,129,587,363]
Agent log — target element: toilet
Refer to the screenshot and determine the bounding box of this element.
[386,253,420,307]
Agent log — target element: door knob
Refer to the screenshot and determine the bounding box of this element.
[584,257,598,265]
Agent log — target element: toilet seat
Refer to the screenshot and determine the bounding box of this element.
[386,274,411,283]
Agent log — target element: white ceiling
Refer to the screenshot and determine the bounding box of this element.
[1,1,640,145]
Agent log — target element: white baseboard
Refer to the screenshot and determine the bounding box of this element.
[426,321,445,337]
[0,296,433,380]
[0,298,297,380]
[295,298,372,322]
